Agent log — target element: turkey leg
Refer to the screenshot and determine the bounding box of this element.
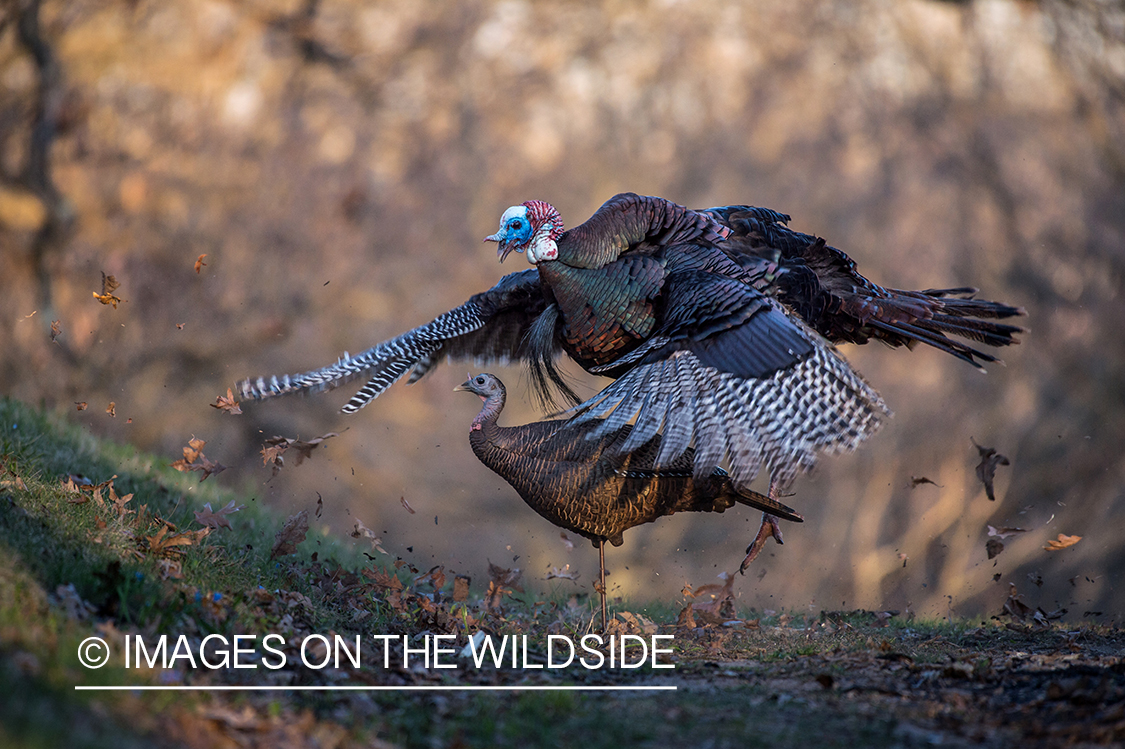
[738,477,787,574]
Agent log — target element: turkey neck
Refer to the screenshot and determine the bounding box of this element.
[470,389,506,438]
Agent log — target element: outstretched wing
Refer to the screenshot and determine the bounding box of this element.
[701,205,1026,368]
[568,271,889,491]
[237,270,552,414]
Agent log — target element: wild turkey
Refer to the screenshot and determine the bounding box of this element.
[455,372,804,628]
[237,193,1021,539]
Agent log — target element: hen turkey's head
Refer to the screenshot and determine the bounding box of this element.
[484,201,563,264]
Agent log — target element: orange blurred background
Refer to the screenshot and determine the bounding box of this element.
[2,0,1122,619]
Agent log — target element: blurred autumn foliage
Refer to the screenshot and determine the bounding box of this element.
[1,0,1122,619]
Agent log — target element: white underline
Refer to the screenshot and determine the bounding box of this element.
[75,685,677,692]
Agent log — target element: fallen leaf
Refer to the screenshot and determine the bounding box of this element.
[400,496,415,514]
[75,402,87,411]
[986,539,1005,559]
[972,438,1010,501]
[987,525,1029,540]
[897,552,908,568]
[194,254,208,273]
[93,272,122,308]
[194,499,243,529]
[148,524,211,555]
[271,510,309,559]
[210,388,242,415]
[315,493,323,518]
[1044,533,1082,552]
[1028,571,1043,587]
[50,320,61,343]
[106,402,116,417]
[559,532,574,552]
[176,323,185,330]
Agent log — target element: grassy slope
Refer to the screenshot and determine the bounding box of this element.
[1,398,1121,749]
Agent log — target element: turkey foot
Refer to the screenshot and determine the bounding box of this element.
[739,512,784,574]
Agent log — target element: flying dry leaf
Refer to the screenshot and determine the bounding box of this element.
[194,254,208,274]
[687,572,737,624]
[546,564,580,581]
[106,402,116,417]
[176,323,185,330]
[559,532,574,552]
[1044,533,1082,552]
[261,437,288,476]
[351,518,388,555]
[972,438,1010,501]
[986,539,1005,559]
[910,476,939,488]
[271,510,309,559]
[414,565,446,591]
[988,525,1029,540]
[50,319,61,343]
[210,388,242,415]
[93,272,122,308]
[194,499,243,529]
[400,496,415,514]
[170,437,226,482]
[75,402,87,411]
[289,432,339,465]
[485,561,523,610]
[315,493,323,518]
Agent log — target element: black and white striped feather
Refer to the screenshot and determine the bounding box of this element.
[237,270,550,413]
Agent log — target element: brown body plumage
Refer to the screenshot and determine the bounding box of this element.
[456,372,802,626]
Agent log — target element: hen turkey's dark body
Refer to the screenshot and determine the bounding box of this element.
[463,376,802,548]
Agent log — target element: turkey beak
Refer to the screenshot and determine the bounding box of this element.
[453,376,473,393]
[484,233,519,263]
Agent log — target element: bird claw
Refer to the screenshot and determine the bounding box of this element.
[739,513,785,575]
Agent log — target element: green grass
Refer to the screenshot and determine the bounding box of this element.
[1,397,1121,749]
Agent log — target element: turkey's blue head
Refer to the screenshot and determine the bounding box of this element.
[485,201,563,264]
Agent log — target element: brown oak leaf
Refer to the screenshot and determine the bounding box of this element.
[194,499,243,529]
[93,272,122,308]
[972,438,1010,501]
[351,517,387,554]
[75,402,87,411]
[1044,533,1082,552]
[485,561,523,610]
[210,388,242,415]
[106,402,116,417]
[271,510,309,559]
[170,437,226,482]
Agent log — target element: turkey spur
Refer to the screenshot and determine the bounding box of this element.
[455,372,804,628]
[238,193,1022,490]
